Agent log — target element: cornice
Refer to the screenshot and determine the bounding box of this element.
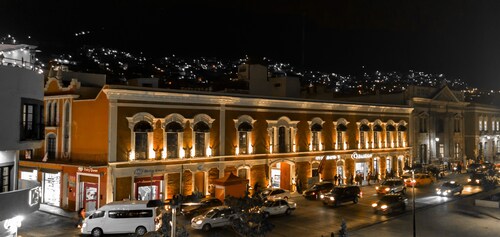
[103,88,414,115]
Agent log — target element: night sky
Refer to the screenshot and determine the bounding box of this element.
[2,0,500,90]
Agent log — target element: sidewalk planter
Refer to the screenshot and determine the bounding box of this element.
[475,193,500,208]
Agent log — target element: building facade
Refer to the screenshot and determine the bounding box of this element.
[20,70,413,211]
[465,104,500,163]
[0,44,43,236]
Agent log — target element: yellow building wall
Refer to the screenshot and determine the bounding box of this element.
[71,90,109,163]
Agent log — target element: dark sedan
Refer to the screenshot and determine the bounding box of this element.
[372,194,407,214]
[181,197,223,217]
[436,181,463,196]
[302,181,334,200]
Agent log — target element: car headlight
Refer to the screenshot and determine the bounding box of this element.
[375,187,379,190]
[476,179,480,184]
[380,205,388,210]
[320,194,324,199]
[467,178,471,182]
[330,197,335,201]
[195,219,203,225]
[436,189,441,195]
[385,188,390,192]
[372,203,378,207]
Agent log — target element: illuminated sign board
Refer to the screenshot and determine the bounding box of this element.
[351,152,373,159]
[78,166,99,173]
[315,155,341,161]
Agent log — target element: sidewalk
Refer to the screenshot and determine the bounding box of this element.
[38,204,76,219]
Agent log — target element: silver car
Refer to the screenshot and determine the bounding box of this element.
[191,206,237,231]
[376,179,406,195]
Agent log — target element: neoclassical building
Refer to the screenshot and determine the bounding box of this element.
[20,70,413,212]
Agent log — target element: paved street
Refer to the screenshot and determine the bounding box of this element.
[18,172,500,237]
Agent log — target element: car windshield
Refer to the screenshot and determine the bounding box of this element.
[263,201,275,207]
[382,181,399,186]
[332,187,346,193]
[204,209,218,218]
[380,196,399,202]
[442,183,456,188]
[261,189,272,195]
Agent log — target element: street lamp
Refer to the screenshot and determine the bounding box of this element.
[435,137,440,142]
[412,170,416,237]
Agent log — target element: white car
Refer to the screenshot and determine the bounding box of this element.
[259,198,296,218]
[191,206,237,231]
[259,188,291,200]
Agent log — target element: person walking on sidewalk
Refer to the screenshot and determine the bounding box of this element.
[76,207,86,228]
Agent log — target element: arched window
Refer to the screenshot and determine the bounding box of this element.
[397,125,407,147]
[373,124,383,148]
[311,123,322,151]
[337,123,348,150]
[63,102,70,154]
[359,124,370,149]
[47,133,56,160]
[238,122,253,155]
[134,121,153,160]
[386,124,396,148]
[165,122,183,158]
[267,117,298,154]
[194,122,210,157]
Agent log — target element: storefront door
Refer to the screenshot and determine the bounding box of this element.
[136,181,160,200]
[82,182,98,212]
[43,172,61,206]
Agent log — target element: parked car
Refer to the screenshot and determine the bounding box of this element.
[258,198,297,218]
[376,179,406,195]
[404,173,434,187]
[468,172,487,185]
[259,188,291,200]
[302,181,334,200]
[321,186,362,207]
[466,163,483,173]
[181,197,223,218]
[436,181,463,196]
[372,194,408,214]
[191,206,237,231]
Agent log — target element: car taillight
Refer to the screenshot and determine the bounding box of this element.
[359,192,363,198]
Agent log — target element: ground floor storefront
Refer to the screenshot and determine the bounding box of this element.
[18,161,108,212]
[109,149,411,202]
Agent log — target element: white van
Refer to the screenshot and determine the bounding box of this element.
[81,200,160,236]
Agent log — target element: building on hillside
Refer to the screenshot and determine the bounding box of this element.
[20,67,413,212]
[326,84,500,166]
[0,50,43,236]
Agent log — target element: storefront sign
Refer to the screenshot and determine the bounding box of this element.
[78,166,99,173]
[134,168,168,176]
[351,152,373,159]
[315,155,341,161]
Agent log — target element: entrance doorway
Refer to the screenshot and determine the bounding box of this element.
[43,172,61,206]
[270,162,292,190]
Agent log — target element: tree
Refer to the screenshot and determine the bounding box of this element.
[224,192,275,237]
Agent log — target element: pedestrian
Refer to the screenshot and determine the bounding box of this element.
[367,171,372,185]
[334,174,338,186]
[297,178,303,194]
[76,207,86,228]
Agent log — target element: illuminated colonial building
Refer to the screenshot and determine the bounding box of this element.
[20,67,413,212]
[330,84,500,166]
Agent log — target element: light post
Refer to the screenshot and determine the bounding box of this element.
[435,137,440,162]
[412,170,416,237]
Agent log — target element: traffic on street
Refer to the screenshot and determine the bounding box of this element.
[17,171,489,237]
